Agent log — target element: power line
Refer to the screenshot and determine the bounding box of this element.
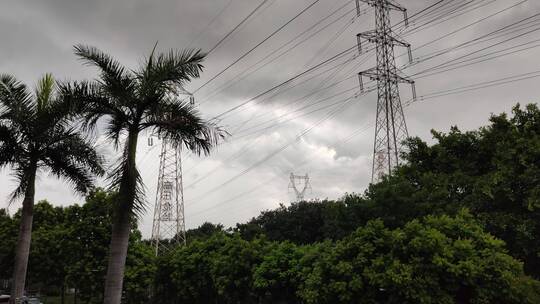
[411,17,540,76]
[185,89,371,191]
[235,1,536,145]
[206,0,272,56]
[404,0,496,37]
[408,69,540,104]
[198,1,360,104]
[190,91,369,203]
[194,0,323,94]
[187,120,375,218]
[187,0,235,49]
[410,0,528,55]
[212,44,359,120]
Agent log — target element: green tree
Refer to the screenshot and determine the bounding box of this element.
[0,74,104,302]
[123,231,156,304]
[0,209,16,283]
[393,104,540,277]
[65,190,115,303]
[186,222,225,243]
[27,201,70,298]
[253,241,304,303]
[297,212,530,304]
[60,45,225,304]
[155,233,267,304]
[62,189,155,304]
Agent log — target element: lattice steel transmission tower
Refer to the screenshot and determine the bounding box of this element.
[356,0,416,182]
[151,142,186,255]
[289,173,312,202]
[150,90,194,255]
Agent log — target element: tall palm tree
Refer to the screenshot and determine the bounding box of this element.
[60,45,225,304]
[0,74,104,303]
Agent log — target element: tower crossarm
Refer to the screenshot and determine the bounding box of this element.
[357,69,416,99]
[357,0,408,20]
[357,31,412,62]
[362,0,405,11]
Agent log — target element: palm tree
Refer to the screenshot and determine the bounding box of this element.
[0,74,104,303]
[60,45,225,304]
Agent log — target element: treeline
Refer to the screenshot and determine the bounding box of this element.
[157,212,536,303]
[1,104,540,303]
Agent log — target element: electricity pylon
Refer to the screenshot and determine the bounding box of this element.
[355,0,416,182]
[150,90,194,255]
[288,173,312,202]
[151,141,186,255]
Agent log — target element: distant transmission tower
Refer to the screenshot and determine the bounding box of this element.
[151,90,195,255]
[356,0,416,182]
[288,173,312,202]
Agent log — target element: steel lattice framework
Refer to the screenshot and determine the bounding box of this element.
[356,0,416,182]
[288,173,312,202]
[150,90,194,255]
[151,141,187,255]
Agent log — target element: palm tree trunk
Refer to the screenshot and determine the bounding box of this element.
[10,168,36,304]
[103,130,139,304]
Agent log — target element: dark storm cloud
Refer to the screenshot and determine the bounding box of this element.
[1,0,539,234]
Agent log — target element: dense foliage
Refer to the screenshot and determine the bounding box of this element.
[0,190,155,304]
[155,212,538,304]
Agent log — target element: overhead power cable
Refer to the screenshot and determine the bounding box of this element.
[411,17,540,76]
[411,0,528,55]
[190,91,370,202]
[414,69,540,103]
[212,44,359,120]
[184,88,365,190]
[199,1,359,104]
[404,0,496,36]
[206,0,272,55]
[208,0,474,121]
[187,0,235,49]
[194,0,323,94]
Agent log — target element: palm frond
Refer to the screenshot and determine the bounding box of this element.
[74,44,127,82]
[0,124,24,168]
[135,49,205,105]
[142,99,227,155]
[58,80,129,132]
[74,44,136,103]
[104,114,130,149]
[42,133,105,195]
[9,166,33,203]
[0,74,35,124]
[35,74,55,112]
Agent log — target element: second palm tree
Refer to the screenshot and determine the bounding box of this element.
[61,44,226,304]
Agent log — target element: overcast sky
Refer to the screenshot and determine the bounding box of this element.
[1,0,539,238]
